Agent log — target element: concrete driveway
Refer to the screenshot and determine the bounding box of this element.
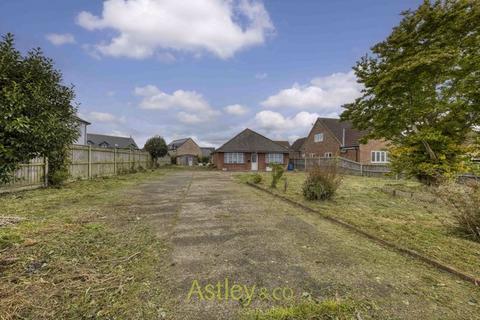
[121,170,480,319]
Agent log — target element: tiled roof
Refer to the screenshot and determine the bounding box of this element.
[274,141,290,149]
[291,137,307,151]
[318,118,367,147]
[87,133,138,149]
[200,147,215,157]
[216,129,289,153]
[168,138,189,149]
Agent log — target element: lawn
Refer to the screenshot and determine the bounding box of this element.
[237,171,480,281]
[0,169,173,319]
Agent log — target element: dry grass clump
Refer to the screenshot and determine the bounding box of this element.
[437,181,480,242]
[302,164,342,201]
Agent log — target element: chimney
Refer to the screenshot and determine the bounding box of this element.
[342,128,345,147]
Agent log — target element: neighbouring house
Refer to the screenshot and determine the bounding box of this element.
[200,147,215,161]
[87,133,139,150]
[75,117,90,145]
[302,118,389,164]
[213,128,290,171]
[290,137,307,159]
[274,140,290,149]
[168,138,202,166]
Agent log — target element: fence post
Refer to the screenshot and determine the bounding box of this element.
[114,148,117,175]
[44,157,49,187]
[360,164,363,176]
[129,149,132,170]
[304,157,307,171]
[88,146,92,179]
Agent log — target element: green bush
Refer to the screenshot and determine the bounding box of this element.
[270,164,284,188]
[49,168,69,187]
[438,182,480,242]
[199,156,210,164]
[251,173,262,184]
[302,165,341,201]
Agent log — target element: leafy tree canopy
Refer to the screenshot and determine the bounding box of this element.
[144,135,168,165]
[0,33,79,183]
[341,0,480,184]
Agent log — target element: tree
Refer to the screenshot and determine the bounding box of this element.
[0,33,79,184]
[341,0,480,184]
[144,135,168,167]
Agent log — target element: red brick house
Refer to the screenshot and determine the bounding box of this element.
[168,138,202,166]
[213,129,289,171]
[302,118,389,164]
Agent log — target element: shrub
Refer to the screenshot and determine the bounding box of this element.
[49,169,69,187]
[437,182,480,241]
[270,164,284,188]
[199,156,210,164]
[251,173,262,184]
[302,165,341,201]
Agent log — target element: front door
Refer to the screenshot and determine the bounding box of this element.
[251,153,258,171]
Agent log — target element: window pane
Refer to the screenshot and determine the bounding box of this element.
[266,153,282,164]
[381,152,385,162]
[371,152,375,162]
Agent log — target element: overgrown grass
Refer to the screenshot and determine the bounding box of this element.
[237,172,480,279]
[0,169,171,319]
[242,299,359,320]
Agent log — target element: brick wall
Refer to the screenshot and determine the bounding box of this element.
[213,152,289,171]
[358,139,389,164]
[303,120,342,158]
[339,148,359,162]
[177,139,202,158]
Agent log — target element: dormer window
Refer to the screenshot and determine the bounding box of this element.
[314,133,324,142]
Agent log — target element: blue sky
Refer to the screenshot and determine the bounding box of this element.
[0,0,422,147]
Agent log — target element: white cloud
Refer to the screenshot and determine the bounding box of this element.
[45,33,76,46]
[261,71,362,110]
[224,104,249,116]
[254,110,318,131]
[135,85,211,111]
[76,0,274,60]
[134,85,220,123]
[86,111,126,124]
[177,112,203,124]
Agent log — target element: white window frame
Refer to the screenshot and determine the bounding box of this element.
[266,153,283,164]
[371,151,389,163]
[314,133,324,142]
[324,152,333,158]
[224,152,244,164]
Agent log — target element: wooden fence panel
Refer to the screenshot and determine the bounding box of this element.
[0,157,46,193]
[70,146,89,179]
[1,145,153,193]
[291,156,391,178]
